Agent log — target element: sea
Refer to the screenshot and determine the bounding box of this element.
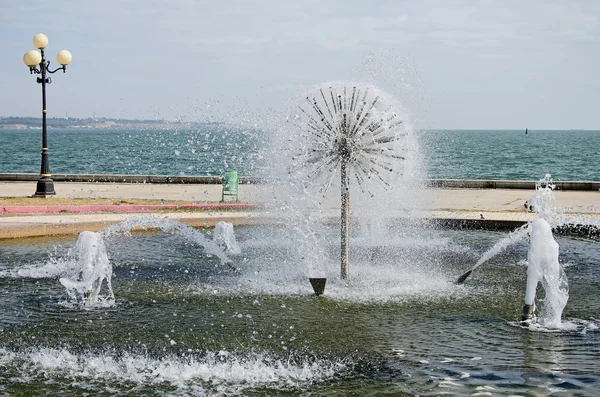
[1,127,598,181]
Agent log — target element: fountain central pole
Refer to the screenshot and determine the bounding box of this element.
[341,159,349,280]
[296,85,405,282]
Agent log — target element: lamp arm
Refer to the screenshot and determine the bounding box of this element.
[48,66,66,73]
[46,61,66,74]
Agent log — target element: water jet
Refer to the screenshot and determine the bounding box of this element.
[523,218,569,328]
[455,175,571,327]
[58,231,114,306]
[290,83,408,280]
[213,221,241,255]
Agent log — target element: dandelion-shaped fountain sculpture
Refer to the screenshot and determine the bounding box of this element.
[291,83,407,280]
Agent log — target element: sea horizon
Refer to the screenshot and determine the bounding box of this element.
[1,127,599,181]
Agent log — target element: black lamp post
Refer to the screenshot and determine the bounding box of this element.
[23,33,72,197]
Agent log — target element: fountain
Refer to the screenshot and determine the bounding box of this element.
[1,212,598,395]
[457,175,559,284]
[283,82,412,281]
[1,88,599,395]
[457,175,571,328]
[521,176,569,327]
[212,221,242,255]
[58,231,114,306]
[522,217,569,327]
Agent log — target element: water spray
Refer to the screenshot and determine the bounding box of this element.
[521,175,569,327]
[213,221,242,255]
[293,84,407,281]
[455,174,569,327]
[59,231,114,306]
[456,174,557,285]
[455,224,529,284]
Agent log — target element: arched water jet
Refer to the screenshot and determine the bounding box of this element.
[291,83,408,279]
[57,218,234,306]
[457,174,560,285]
[103,217,231,263]
[455,174,570,327]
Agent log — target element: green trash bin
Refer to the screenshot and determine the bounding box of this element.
[222,170,239,202]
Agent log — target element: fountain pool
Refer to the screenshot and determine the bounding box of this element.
[1,224,599,396]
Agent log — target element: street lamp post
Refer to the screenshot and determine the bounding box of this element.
[23,33,72,197]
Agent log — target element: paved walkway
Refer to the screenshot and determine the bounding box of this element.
[0,181,598,239]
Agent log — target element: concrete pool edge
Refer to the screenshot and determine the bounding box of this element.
[2,210,598,240]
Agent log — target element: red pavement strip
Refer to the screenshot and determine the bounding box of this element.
[1,203,258,214]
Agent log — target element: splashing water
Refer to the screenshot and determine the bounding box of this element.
[103,217,231,263]
[0,346,354,396]
[456,174,570,326]
[525,218,569,328]
[289,82,408,196]
[266,82,425,281]
[460,174,560,278]
[58,231,115,307]
[523,175,569,328]
[212,221,241,255]
[55,218,234,307]
[525,174,557,221]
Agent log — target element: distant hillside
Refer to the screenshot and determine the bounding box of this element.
[0,116,224,130]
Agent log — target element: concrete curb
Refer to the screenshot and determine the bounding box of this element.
[438,218,600,238]
[423,179,600,191]
[2,212,598,240]
[1,173,599,190]
[1,203,261,214]
[0,213,268,240]
[0,173,266,185]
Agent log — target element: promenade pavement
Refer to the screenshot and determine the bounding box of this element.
[0,181,598,239]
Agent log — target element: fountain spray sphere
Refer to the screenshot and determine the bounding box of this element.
[289,82,408,197]
[287,82,410,280]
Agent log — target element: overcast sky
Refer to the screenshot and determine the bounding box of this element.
[1,0,598,129]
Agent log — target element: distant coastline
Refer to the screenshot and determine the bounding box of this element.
[0,116,224,130]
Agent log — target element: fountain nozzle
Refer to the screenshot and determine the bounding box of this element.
[309,278,327,296]
[520,303,536,323]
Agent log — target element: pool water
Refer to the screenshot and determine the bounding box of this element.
[0,225,598,396]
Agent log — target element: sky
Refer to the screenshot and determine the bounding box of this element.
[1,0,599,129]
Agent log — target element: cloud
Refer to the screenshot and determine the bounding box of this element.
[1,0,599,128]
